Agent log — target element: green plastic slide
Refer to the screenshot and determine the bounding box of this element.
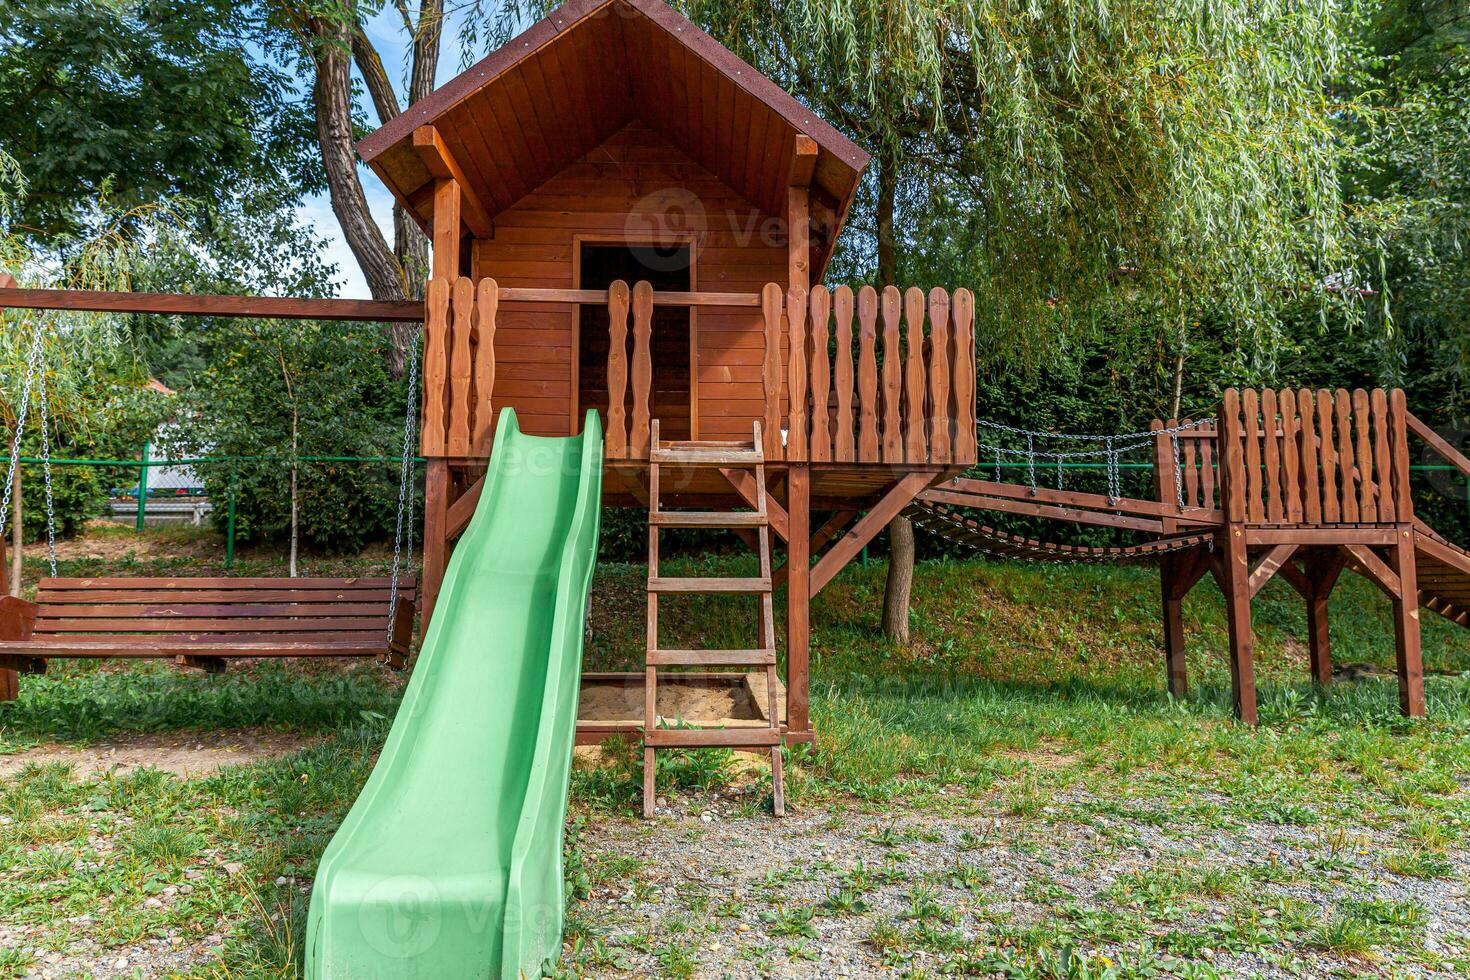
[306,408,603,979]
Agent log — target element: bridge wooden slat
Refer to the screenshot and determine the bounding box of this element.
[856,286,880,462]
[951,289,976,464]
[927,288,951,463]
[880,286,903,463]
[832,285,855,460]
[1318,390,1340,522]
[1261,389,1283,522]
[903,287,927,463]
[1297,389,1322,524]
[1371,388,1395,523]
[1279,390,1303,523]
[1335,389,1358,521]
[1352,389,1375,520]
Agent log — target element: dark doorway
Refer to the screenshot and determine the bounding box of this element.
[578,242,692,441]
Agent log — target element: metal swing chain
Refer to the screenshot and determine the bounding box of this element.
[34,353,58,576]
[1171,431,1185,509]
[1026,433,1037,496]
[0,322,45,544]
[386,327,423,644]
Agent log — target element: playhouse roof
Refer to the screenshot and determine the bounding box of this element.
[357,0,869,278]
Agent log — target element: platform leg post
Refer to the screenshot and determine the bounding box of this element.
[785,465,811,736]
[1392,525,1426,718]
[421,460,450,628]
[1304,549,1335,687]
[1222,526,1257,725]
[1160,552,1189,698]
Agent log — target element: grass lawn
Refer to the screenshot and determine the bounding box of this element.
[1,523,1468,978]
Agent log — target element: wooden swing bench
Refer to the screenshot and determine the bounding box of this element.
[0,576,416,683]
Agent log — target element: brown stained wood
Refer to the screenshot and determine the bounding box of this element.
[1279,390,1302,522]
[1221,526,1258,725]
[786,286,809,460]
[1318,390,1340,522]
[1200,433,1216,510]
[1406,409,1470,480]
[447,277,475,456]
[39,577,405,590]
[927,288,951,462]
[498,287,759,307]
[38,589,404,604]
[761,284,784,459]
[36,602,400,619]
[1334,389,1358,521]
[1241,390,1265,523]
[37,617,390,634]
[645,728,782,748]
[1248,544,1299,598]
[422,460,450,625]
[785,463,811,734]
[605,280,631,457]
[1152,420,1180,524]
[630,281,654,457]
[1298,390,1322,524]
[808,287,831,462]
[921,489,1167,534]
[1391,525,1426,717]
[0,287,424,322]
[810,472,937,597]
[857,286,880,461]
[1353,389,1376,520]
[471,279,498,457]
[1391,391,1415,523]
[1220,390,1247,523]
[648,577,771,593]
[903,287,928,462]
[951,289,976,464]
[1344,544,1401,598]
[1371,389,1395,523]
[940,478,1217,524]
[432,179,462,279]
[412,125,494,237]
[832,286,855,460]
[1159,551,1194,696]
[0,638,395,658]
[880,287,903,463]
[1261,389,1283,523]
[422,279,451,457]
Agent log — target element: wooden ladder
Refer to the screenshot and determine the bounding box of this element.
[643,420,785,818]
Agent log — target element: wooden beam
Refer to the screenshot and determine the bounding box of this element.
[1248,544,1298,598]
[789,134,819,187]
[719,467,788,542]
[785,465,811,734]
[772,509,858,590]
[810,472,937,597]
[0,287,422,322]
[1343,544,1401,599]
[920,488,1167,534]
[445,475,485,540]
[412,125,494,239]
[431,178,462,280]
[1406,411,1470,480]
[938,477,1221,525]
[1391,524,1426,717]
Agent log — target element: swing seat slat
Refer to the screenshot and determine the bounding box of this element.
[0,577,416,685]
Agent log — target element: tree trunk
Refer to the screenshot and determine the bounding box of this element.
[875,153,914,644]
[307,15,404,304]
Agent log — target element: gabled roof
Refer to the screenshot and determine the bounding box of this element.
[358,0,869,278]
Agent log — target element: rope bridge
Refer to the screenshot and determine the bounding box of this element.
[911,417,1221,564]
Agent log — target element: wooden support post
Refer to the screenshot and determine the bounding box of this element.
[785,464,811,736]
[1303,549,1344,687]
[431,178,462,280]
[1159,551,1189,698]
[421,461,450,627]
[1221,526,1257,725]
[1392,524,1426,717]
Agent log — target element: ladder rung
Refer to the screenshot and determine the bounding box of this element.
[649,511,766,527]
[648,648,777,667]
[649,447,763,465]
[645,728,782,748]
[648,577,771,594]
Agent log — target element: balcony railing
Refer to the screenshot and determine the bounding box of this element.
[421,277,978,466]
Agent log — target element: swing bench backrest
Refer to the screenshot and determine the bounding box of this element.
[0,576,416,673]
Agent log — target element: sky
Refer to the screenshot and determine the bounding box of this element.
[306,3,530,298]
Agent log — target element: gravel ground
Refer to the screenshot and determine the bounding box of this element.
[570,788,1470,978]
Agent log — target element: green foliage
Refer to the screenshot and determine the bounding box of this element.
[173,320,407,554]
[0,0,318,239]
